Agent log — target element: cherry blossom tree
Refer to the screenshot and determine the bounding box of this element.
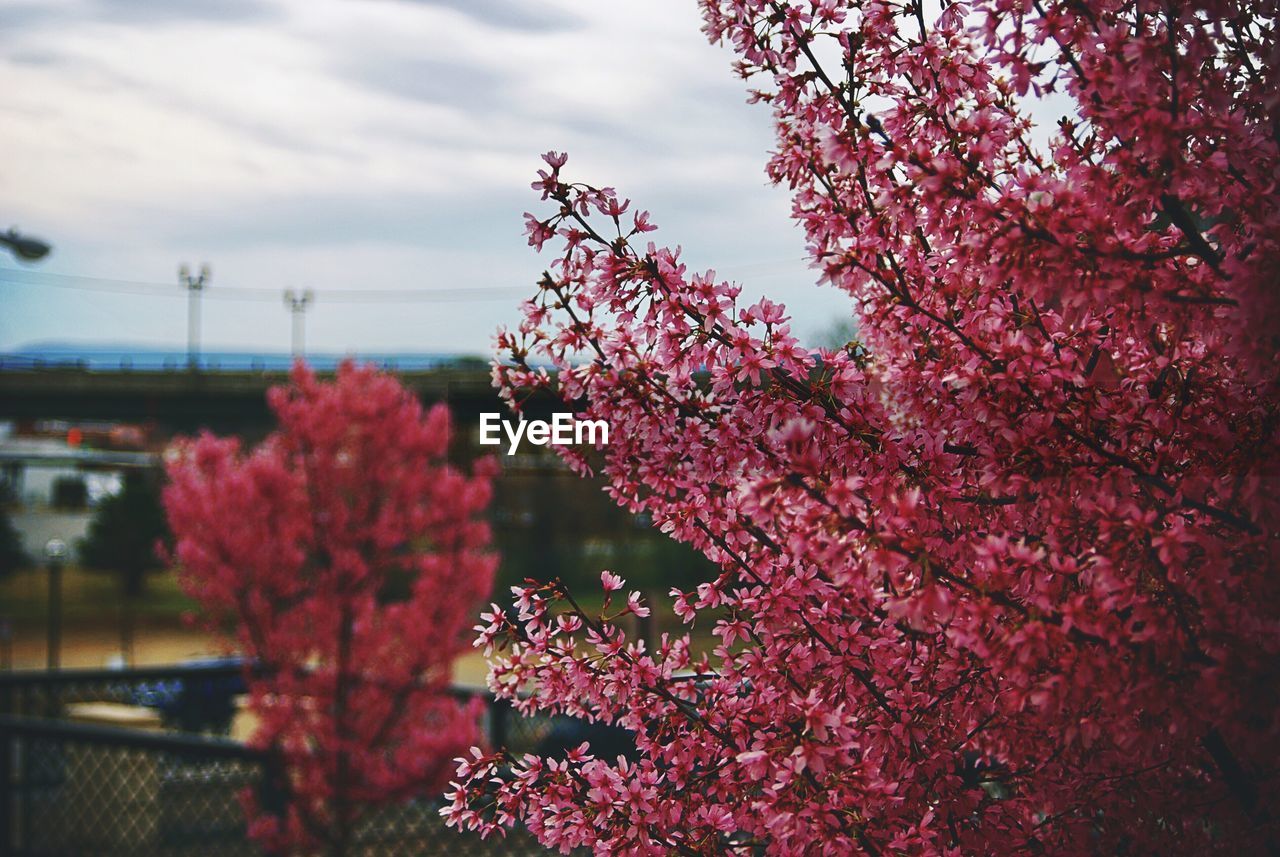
[446,0,1279,853]
[165,362,497,855]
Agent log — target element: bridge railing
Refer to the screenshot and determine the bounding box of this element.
[0,355,490,373]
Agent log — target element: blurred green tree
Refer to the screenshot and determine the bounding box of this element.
[78,470,169,663]
[0,503,31,578]
[491,458,717,596]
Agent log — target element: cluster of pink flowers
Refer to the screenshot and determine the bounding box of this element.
[446,0,1277,853]
[165,362,497,853]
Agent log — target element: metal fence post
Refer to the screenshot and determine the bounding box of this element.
[0,727,12,853]
[258,748,290,856]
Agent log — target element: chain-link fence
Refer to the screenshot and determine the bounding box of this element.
[2,715,265,856]
[0,665,590,856]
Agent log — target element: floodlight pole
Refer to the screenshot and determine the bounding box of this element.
[179,263,211,370]
[284,288,314,358]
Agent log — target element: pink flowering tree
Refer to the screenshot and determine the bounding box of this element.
[446,0,1278,854]
[164,362,497,855]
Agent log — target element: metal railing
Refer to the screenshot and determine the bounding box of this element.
[0,663,569,855]
[0,662,252,717]
[0,355,487,373]
[0,662,554,752]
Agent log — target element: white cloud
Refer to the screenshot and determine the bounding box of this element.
[0,0,851,355]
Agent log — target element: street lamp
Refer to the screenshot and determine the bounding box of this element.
[44,537,68,673]
[0,228,52,262]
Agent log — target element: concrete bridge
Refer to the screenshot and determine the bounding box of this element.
[0,366,558,435]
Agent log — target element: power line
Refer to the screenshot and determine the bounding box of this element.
[0,255,811,304]
[0,267,534,304]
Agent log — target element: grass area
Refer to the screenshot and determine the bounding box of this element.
[0,564,198,627]
[0,566,691,629]
[0,563,727,673]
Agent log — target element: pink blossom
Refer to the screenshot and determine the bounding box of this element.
[166,362,496,853]
[450,2,1280,854]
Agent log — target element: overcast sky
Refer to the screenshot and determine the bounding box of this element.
[0,0,852,357]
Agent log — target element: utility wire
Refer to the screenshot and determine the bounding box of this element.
[0,255,810,304]
[0,267,532,304]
